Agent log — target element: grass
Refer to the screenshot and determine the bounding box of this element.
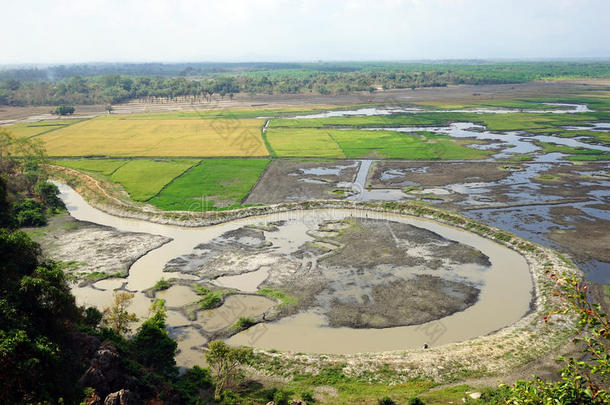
[52,159,128,175]
[148,159,269,211]
[536,142,610,161]
[37,115,268,157]
[230,316,257,332]
[257,286,298,307]
[110,159,200,201]
[265,128,346,158]
[267,128,489,159]
[194,285,228,310]
[331,129,490,159]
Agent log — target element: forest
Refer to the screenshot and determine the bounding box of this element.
[1,61,609,106]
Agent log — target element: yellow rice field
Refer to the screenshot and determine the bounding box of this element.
[36,116,268,157]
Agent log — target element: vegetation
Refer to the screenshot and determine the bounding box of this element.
[500,272,609,404]
[2,61,610,106]
[535,141,610,161]
[4,120,79,139]
[109,159,199,201]
[131,300,177,376]
[149,159,270,211]
[54,105,75,115]
[257,286,298,307]
[230,317,257,332]
[195,286,228,310]
[265,128,347,158]
[267,128,489,159]
[53,158,128,175]
[101,292,138,336]
[34,115,267,157]
[205,340,253,401]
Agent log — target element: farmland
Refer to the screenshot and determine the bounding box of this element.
[148,159,270,210]
[52,158,128,175]
[264,128,346,158]
[265,128,489,159]
[7,120,81,138]
[109,159,200,201]
[32,115,267,157]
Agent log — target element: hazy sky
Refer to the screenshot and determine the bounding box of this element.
[2,0,609,64]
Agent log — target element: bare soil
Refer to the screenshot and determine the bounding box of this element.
[547,206,610,263]
[369,161,515,189]
[27,214,171,285]
[244,159,359,204]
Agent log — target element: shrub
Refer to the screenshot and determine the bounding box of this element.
[378,396,395,405]
[301,391,315,402]
[12,199,46,227]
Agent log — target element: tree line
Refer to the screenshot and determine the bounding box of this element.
[1,61,609,106]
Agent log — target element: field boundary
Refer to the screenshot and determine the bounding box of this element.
[23,118,89,139]
[239,159,272,205]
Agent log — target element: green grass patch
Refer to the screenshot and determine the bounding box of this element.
[329,129,489,159]
[536,141,610,161]
[194,286,228,310]
[148,159,269,211]
[265,128,346,158]
[267,128,488,159]
[230,316,257,332]
[85,270,126,282]
[53,158,128,175]
[153,278,172,291]
[110,159,199,201]
[257,286,298,307]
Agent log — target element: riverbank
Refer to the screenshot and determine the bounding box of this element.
[46,166,583,384]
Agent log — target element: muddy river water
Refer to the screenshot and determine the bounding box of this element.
[56,182,532,362]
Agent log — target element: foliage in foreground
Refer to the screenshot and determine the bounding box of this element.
[502,272,609,404]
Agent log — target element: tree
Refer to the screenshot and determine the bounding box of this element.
[0,225,81,403]
[131,299,177,376]
[102,292,138,336]
[205,340,253,400]
[54,105,75,115]
[34,181,64,211]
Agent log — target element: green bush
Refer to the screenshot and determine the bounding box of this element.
[378,396,395,405]
[408,397,425,405]
[230,316,256,331]
[34,181,64,211]
[301,391,315,402]
[12,199,46,227]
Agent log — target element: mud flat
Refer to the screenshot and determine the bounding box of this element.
[26,214,171,285]
[244,160,360,203]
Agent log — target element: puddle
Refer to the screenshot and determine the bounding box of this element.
[213,267,270,292]
[199,295,275,332]
[156,285,200,307]
[289,104,590,119]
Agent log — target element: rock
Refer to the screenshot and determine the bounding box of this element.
[104,389,134,405]
[290,400,307,405]
[266,402,275,405]
[83,390,103,405]
[79,342,122,397]
[468,392,482,400]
